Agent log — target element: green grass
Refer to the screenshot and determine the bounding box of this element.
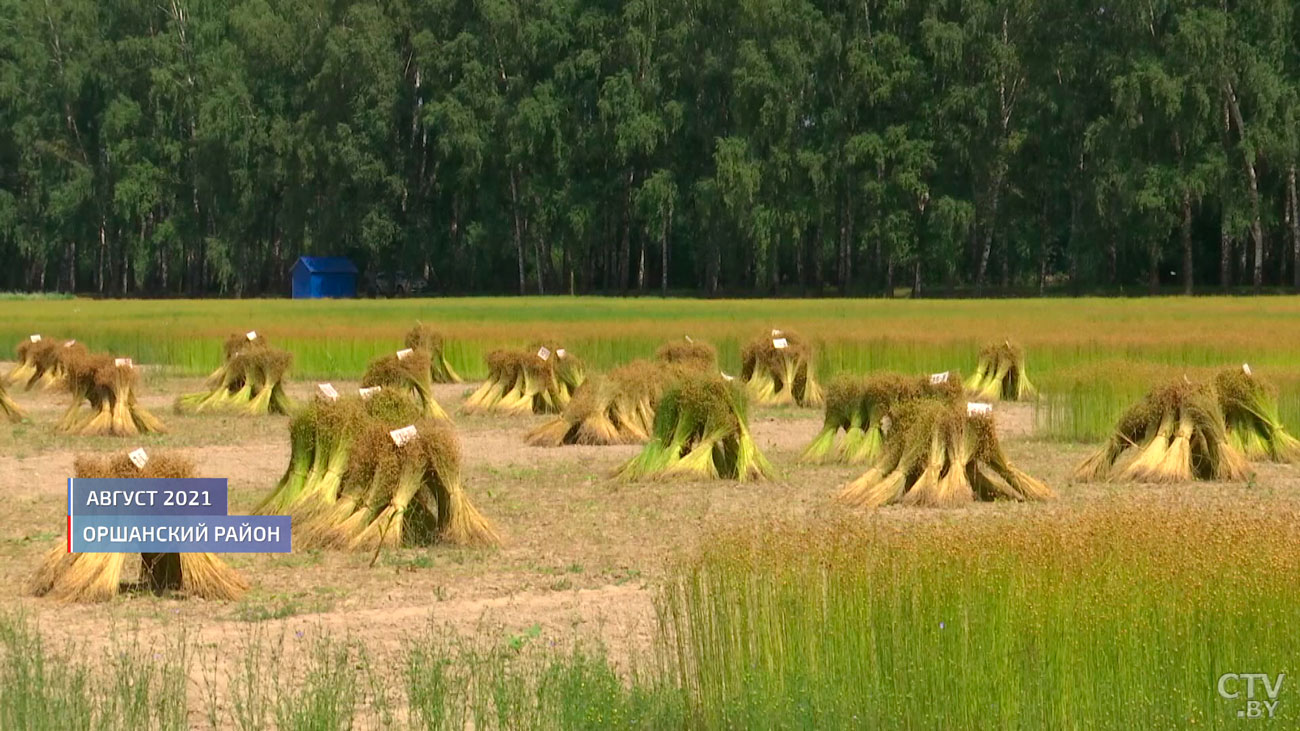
[656,503,1300,728]
[4,501,1295,728]
[229,587,341,622]
[5,296,1300,441]
[0,614,188,730]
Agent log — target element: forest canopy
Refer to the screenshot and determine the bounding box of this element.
[0,0,1297,297]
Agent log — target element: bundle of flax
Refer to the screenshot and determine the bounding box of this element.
[462,343,584,415]
[0,376,25,422]
[361,349,449,420]
[58,352,165,436]
[526,360,671,446]
[1214,367,1300,463]
[740,329,823,407]
[405,324,463,383]
[177,340,295,415]
[615,370,772,482]
[964,341,1038,401]
[1073,379,1251,483]
[258,389,499,549]
[836,399,1052,508]
[655,337,718,371]
[802,371,962,464]
[28,451,248,602]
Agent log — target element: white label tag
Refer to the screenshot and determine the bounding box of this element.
[396,348,414,361]
[29,334,41,343]
[64,340,76,347]
[317,383,339,401]
[967,402,993,416]
[1243,363,1252,376]
[770,329,782,337]
[390,425,418,447]
[880,415,893,435]
[555,348,567,359]
[245,330,258,341]
[930,372,950,385]
[128,448,149,469]
[114,358,133,368]
[537,347,551,361]
[772,338,788,350]
[684,335,693,343]
[359,386,382,400]
[721,372,735,381]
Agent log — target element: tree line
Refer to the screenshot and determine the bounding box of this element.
[1,0,1297,297]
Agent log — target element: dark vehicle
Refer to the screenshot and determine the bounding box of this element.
[365,270,428,298]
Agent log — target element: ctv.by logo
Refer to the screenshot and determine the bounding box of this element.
[1218,673,1285,719]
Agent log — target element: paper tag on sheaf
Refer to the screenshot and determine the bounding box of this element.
[880,415,893,435]
[128,448,149,470]
[684,335,694,343]
[64,340,76,348]
[967,402,993,416]
[317,383,339,401]
[114,358,134,368]
[721,372,735,381]
[396,348,414,361]
[29,334,41,343]
[245,330,258,341]
[359,386,382,400]
[390,425,418,447]
[772,338,789,350]
[1243,363,1253,376]
[556,348,567,359]
[930,371,950,385]
[537,346,551,361]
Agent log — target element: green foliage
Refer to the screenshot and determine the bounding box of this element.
[658,505,1300,727]
[0,612,188,730]
[1,0,1298,295]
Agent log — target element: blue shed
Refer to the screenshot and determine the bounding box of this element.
[291,257,358,299]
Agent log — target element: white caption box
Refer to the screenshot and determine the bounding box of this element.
[128,448,150,469]
[246,330,258,341]
[114,358,134,368]
[29,334,41,343]
[317,383,339,401]
[359,386,382,400]
[930,372,950,385]
[537,346,551,361]
[772,338,788,349]
[390,425,418,447]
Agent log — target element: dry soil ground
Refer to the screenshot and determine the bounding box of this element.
[2,368,1297,726]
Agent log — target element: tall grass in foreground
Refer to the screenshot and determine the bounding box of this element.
[3,502,1295,728]
[659,502,1300,728]
[0,612,683,730]
[0,617,188,730]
